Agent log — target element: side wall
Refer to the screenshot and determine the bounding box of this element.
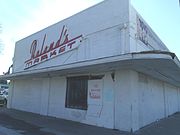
[113,70,180,132]
[138,73,179,128]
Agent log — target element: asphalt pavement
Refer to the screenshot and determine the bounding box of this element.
[0,107,180,135]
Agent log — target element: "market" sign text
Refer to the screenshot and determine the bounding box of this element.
[24,25,82,69]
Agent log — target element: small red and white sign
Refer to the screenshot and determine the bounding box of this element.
[88,80,103,106]
[89,88,101,99]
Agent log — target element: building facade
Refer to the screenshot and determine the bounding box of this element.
[1,0,180,132]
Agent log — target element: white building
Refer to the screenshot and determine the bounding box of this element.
[1,0,180,132]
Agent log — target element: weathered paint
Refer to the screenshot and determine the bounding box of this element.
[8,70,180,132]
[6,0,180,132]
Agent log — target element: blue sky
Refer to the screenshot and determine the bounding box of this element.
[0,0,179,74]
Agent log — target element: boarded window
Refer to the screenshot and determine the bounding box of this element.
[65,76,88,110]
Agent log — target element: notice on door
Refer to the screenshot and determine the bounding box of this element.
[89,87,100,99]
[88,80,103,106]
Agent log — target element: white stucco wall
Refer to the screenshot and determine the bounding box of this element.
[111,70,180,132]
[8,69,180,132]
[138,73,165,127]
[8,72,115,128]
[11,79,42,113]
[138,73,179,129]
[164,83,179,116]
[114,70,139,131]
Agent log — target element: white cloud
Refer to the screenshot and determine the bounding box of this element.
[16,0,103,39]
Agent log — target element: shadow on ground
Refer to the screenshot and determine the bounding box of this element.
[0,107,180,135]
[0,113,54,135]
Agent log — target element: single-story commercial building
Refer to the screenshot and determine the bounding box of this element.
[1,0,180,132]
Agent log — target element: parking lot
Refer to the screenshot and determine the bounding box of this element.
[0,107,180,135]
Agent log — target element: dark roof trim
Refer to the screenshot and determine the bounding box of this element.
[132,51,176,59]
